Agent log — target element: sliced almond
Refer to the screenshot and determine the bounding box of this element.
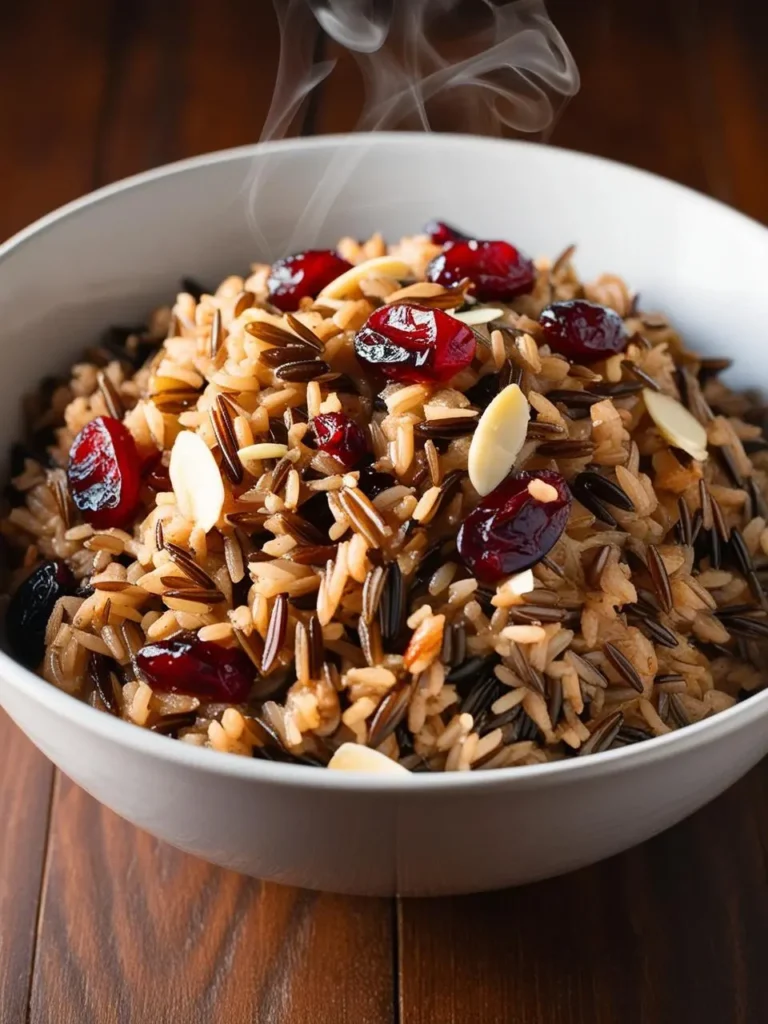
[643,388,708,461]
[327,743,410,774]
[169,431,225,533]
[506,569,536,597]
[468,383,530,496]
[491,569,536,607]
[449,307,505,327]
[318,257,412,300]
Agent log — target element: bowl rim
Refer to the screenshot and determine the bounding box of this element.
[1,131,767,792]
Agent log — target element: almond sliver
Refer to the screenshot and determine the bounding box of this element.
[449,307,505,327]
[169,431,225,533]
[468,383,530,496]
[644,388,708,461]
[319,257,412,299]
[327,743,410,774]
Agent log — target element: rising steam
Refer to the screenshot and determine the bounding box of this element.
[247,0,579,250]
[308,0,579,135]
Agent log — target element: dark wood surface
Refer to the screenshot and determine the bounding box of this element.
[1,1,767,1021]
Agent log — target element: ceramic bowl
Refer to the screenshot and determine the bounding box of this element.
[1,134,767,895]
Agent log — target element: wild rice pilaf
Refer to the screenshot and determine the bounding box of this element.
[3,226,767,772]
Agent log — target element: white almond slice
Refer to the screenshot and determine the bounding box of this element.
[449,307,505,327]
[318,257,412,299]
[506,569,535,597]
[643,388,708,461]
[492,568,536,608]
[237,443,289,464]
[468,383,530,497]
[169,431,225,533]
[327,743,410,774]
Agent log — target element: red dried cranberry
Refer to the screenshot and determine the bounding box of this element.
[426,240,535,302]
[354,303,476,384]
[423,220,470,246]
[67,416,142,529]
[311,412,367,469]
[136,636,254,702]
[457,471,571,584]
[267,250,352,312]
[538,300,627,361]
[7,560,74,668]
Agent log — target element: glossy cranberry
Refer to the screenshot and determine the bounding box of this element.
[538,300,628,361]
[457,471,571,584]
[423,220,470,246]
[7,560,74,668]
[357,466,396,499]
[311,412,367,469]
[267,250,353,312]
[67,416,142,529]
[426,240,536,302]
[136,636,254,702]
[354,303,476,384]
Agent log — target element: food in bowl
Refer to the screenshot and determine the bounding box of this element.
[3,224,767,773]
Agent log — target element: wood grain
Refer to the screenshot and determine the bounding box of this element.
[0,3,109,1019]
[546,0,724,195]
[93,0,311,184]
[398,764,768,1024]
[29,777,394,1024]
[0,0,111,241]
[0,713,54,1024]
[697,0,768,223]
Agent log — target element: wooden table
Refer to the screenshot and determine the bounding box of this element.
[1,2,767,1021]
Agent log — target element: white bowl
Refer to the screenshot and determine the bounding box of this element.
[1,134,767,896]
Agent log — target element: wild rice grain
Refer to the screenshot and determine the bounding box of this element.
[6,234,766,770]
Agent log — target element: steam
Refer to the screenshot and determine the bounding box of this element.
[246,0,579,252]
[310,0,579,135]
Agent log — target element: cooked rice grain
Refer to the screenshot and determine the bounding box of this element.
[2,231,765,770]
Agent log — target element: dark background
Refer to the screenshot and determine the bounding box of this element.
[0,2,767,1022]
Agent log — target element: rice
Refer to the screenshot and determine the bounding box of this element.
[2,230,767,771]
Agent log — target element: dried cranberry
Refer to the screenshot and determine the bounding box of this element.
[358,466,396,499]
[354,303,476,384]
[423,220,470,246]
[538,300,628,361]
[426,240,535,302]
[7,560,74,668]
[67,416,142,529]
[136,636,254,702]
[311,412,367,469]
[457,471,571,584]
[267,251,352,312]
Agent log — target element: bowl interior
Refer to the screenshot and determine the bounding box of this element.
[1,132,768,785]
